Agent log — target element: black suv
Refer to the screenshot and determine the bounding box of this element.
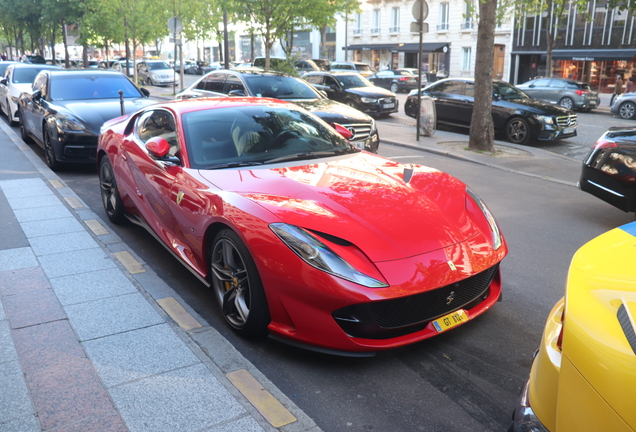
[405,78,577,145]
[176,69,380,152]
[304,71,398,117]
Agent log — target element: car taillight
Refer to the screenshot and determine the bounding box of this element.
[399,77,408,81]
[556,308,565,351]
[593,138,618,149]
[575,90,589,96]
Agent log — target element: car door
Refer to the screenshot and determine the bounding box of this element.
[323,75,348,103]
[522,78,551,102]
[0,66,10,115]
[371,71,391,89]
[22,72,49,142]
[546,79,567,104]
[426,80,468,126]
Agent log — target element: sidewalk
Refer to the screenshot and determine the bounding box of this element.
[0,121,320,432]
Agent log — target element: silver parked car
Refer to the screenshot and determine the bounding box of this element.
[611,91,636,120]
[517,77,600,112]
[137,60,176,86]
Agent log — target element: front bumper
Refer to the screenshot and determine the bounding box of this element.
[358,99,399,116]
[508,378,550,432]
[52,129,98,163]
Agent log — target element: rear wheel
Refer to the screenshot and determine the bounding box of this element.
[18,111,32,144]
[209,229,270,338]
[390,82,399,93]
[99,157,126,224]
[559,97,574,110]
[619,101,636,120]
[43,127,59,170]
[506,117,530,145]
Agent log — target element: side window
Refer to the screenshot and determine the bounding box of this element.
[549,79,567,89]
[32,73,47,95]
[324,76,339,87]
[223,75,244,93]
[464,82,474,98]
[376,71,390,78]
[530,78,550,87]
[196,73,225,93]
[136,110,180,159]
[434,81,465,95]
[305,75,323,85]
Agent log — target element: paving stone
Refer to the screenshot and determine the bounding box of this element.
[46,411,127,432]
[83,323,200,387]
[6,194,62,210]
[0,181,52,198]
[0,266,51,297]
[0,361,35,424]
[30,231,99,256]
[0,247,38,272]
[12,204,71,223]
[0,414,40,432]
[38,248,117,279]
[12,320,85,373]
[110,363,246,432]
[65,293,163,341]
[2,288,66,329]
[21,217,85,239]
[0,178,48,191]
[25,357,116,431]
[203,415,265,432]
[50,268,138,306]
[0,320,17,364]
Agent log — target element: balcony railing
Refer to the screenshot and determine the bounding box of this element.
[437,23,449,31]
[353,28,362,35]
[460,22,474,30]
[371,28,381,34]
[389,26,400,33]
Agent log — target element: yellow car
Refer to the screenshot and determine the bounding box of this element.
[509,222,636,432]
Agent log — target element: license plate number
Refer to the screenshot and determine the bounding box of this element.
[353,141,365,150]
[382,103,395,109]
[563,127,575,134]
[432,310,468,332]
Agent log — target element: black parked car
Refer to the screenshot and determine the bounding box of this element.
[404,78,578,145]
[176,69,380,152]
[185,61,209,75]
[17,69,156,170]
[304,71,398,117]
[579,127,636,214]
[368,69,419,93]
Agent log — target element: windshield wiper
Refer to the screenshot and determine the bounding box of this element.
[204,161,264,170]
[264,149,352,164]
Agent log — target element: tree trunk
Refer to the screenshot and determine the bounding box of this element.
[468,0,497,152]
[62,20,70,69]
[83,41,89,68]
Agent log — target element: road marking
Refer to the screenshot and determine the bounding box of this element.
[157,297,202,331]
[49,179,64,189]
[85,219,109,236]
[226,369,297,428]
[64,196,83,208]
[113,251,145,274]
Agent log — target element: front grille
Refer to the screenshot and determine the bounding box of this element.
[332,264,499,339]
[556,114,577,128]
[379,97,396,105]
[341,122,372,142]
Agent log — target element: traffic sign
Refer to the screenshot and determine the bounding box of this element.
[412,0,429,21]
[168,16,183,33]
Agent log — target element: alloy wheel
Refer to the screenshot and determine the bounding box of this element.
[211,238,252,328]
[619,102,636,120]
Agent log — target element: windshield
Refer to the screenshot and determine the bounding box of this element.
[148,62,171,70]
[50,74,142,100]
[244,75,321,99]
[338,74,373,89]
[493,82,530,101]
[182,105,357,169]
[13,67,55,84]
[355,64,374,73]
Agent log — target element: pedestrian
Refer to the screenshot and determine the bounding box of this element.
[626,77,635,94]
[611,75,624,106]
[0,53,6,61]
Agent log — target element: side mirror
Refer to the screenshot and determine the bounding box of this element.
[330,123,353,140]
[146,137,170,158]
[140,88,150,97]
[492,93,501,101]
[0,78,6,86]
[32,90,42,100]
[228,89,246,97]
[318,90,328,98]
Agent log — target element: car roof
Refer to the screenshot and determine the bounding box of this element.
[10,64,61,70]
[305,71,359,76]
[208,69,293,78]
[46,69,127,76]
[152,97,297,116]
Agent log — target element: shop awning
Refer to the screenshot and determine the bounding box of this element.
[343,42,448,53]
[512,49,636,61]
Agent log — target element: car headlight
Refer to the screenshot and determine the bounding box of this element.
[270,223,388,288]
[466,188,502,250]
[361,97,378,103]
[55,114,85,131]
[533,114,554,125]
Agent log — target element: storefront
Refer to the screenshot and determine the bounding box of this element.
[343,42,448,72]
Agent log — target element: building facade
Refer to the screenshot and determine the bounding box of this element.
[511,2,636,92]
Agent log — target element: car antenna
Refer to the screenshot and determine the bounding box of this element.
[118,90,125,115]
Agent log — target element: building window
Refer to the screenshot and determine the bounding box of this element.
[390,7,400,33]
[461,1,473,30]
[461,47,472,71]
[438,3,450,31]
[354,12,362,35]
[372,9,381,34]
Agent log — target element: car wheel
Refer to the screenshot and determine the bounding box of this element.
[99,157,126,224]
[347,101,358,110]
[209,229,270,338]
[505,117,530,145]
[619,102,636,120]
[390,82,399,93]
[6,99,18,126]
[43,127,59,170]
[18,111,32,144]
[146,78,153,86]
[559,97,574,110]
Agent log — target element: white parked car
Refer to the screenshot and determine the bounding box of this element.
[137,60,176,86]
[0,63,61,124]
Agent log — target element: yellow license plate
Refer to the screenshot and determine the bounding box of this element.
[432,309,468,332]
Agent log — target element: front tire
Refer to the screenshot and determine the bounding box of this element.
[43,127,59,170]
[390,82,399,93]
[209,229,270,338]
[18,111,32,144]
[99,157,126,224]
[619,101,636,120]
[559,97,574,110]
[506,117,530,145]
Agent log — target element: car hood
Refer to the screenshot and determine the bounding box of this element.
[563,222,636,428]
[289,98,373,124]
[55,98,157,135]
[10,83,32,96]
[346,86,396,98]
[198,152,475,262]
[500,97,572,115]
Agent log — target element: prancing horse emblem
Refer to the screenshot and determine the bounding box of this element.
[176,191,185,205]
[447,260,457,271]
[446,291,456,305]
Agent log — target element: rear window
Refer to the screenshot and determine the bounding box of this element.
[50,74,142,100]
[13,67,54,84]
[354,64,373,73]
[148,62,170,70]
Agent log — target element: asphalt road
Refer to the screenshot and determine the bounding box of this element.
[4,107,632,430]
